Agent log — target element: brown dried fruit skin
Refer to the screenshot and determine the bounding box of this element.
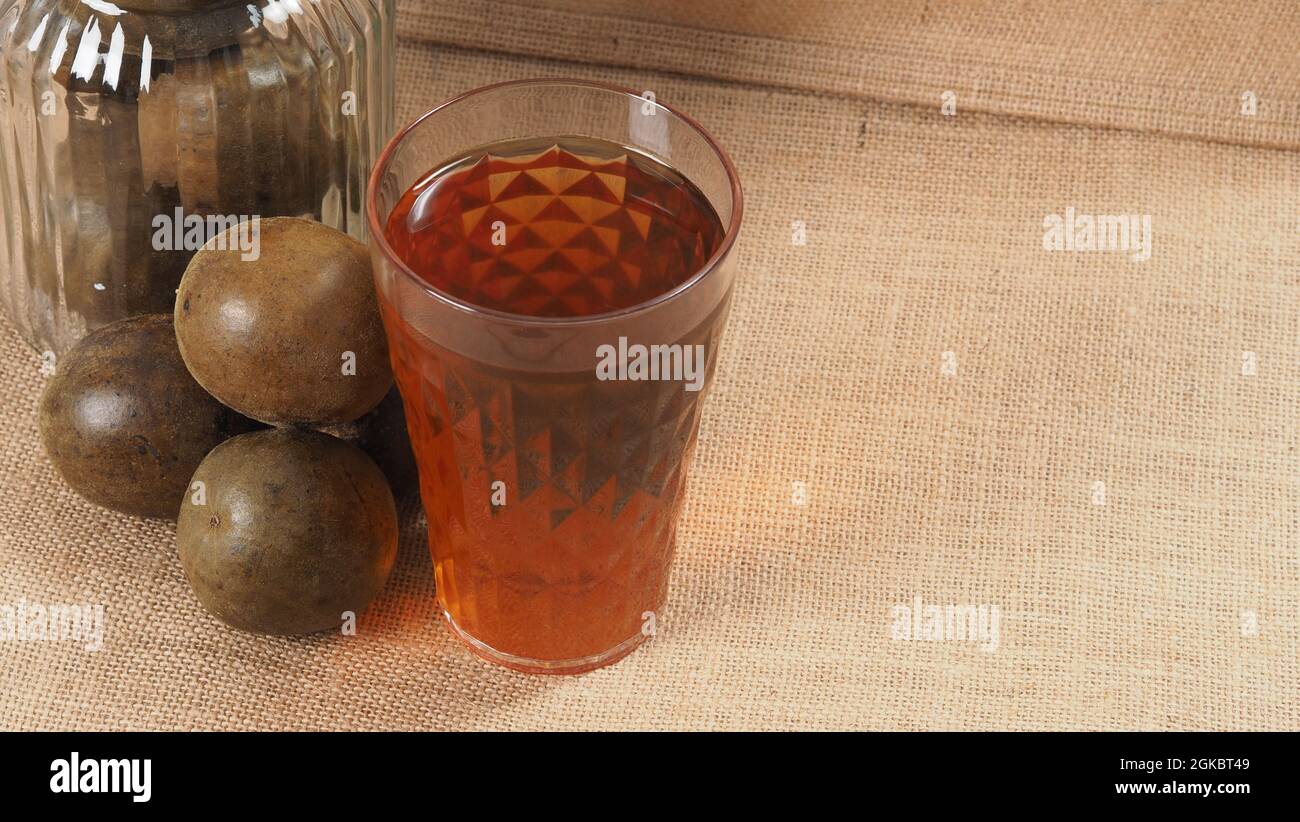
[38,313,259,520]
[176,427,398,635]
[174,217,392,425]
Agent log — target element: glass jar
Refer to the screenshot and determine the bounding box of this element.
[0,0,395,354]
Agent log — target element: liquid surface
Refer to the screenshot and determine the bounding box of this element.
[385,136,724,317]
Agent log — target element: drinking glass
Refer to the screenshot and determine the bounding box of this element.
[366,79,742,674]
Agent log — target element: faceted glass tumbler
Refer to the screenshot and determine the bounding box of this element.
[367,80,744,674]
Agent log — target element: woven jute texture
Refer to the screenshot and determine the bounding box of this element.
[397,0,1300,149]
[2,2,1298,730]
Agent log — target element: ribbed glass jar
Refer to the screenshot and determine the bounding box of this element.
[0,0,395,354]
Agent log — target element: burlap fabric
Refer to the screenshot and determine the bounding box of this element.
[1,0,1297,730]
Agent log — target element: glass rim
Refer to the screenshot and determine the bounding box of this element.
[365,78,744,328]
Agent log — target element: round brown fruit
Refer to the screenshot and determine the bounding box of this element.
[39,314,259,520]
[174,217,392,425]
[176,427,398,635]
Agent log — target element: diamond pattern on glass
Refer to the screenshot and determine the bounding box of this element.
[389,144,723,317]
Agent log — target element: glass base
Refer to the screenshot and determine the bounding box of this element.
[441,610,647,675]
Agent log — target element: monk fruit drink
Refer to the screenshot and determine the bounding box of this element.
[367,81,743,674]
[384,137,723,668]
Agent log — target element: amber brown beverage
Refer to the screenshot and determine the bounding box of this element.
[368,81,742,674]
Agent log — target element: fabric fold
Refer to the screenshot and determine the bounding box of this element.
[396,0,1300,150]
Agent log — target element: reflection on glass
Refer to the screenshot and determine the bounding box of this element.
[0,0,395,353]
